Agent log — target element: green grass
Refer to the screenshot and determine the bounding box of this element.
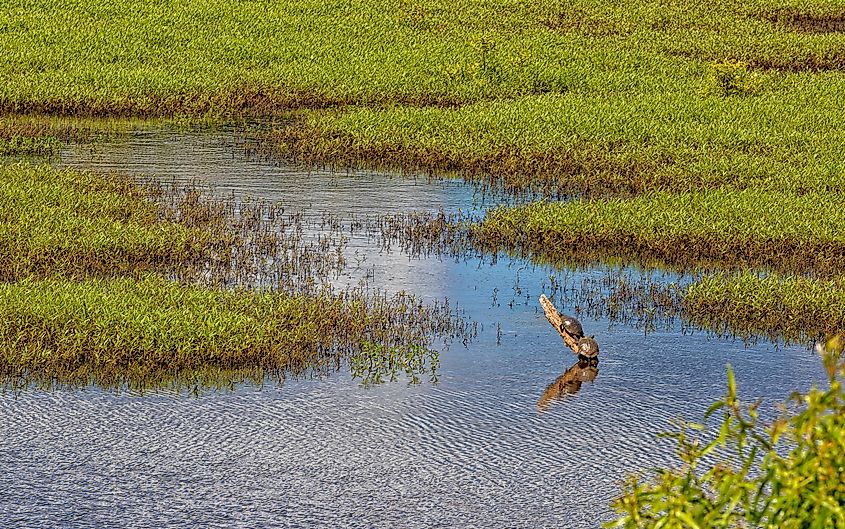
[684,272,845,342]
[0,0,572,113]
[3,0,844,111]
[0,275,444,391]
[3,0,845,346]
[0,120,61,155]
[3,0,845,198]
[474,189,845,275]
[473,189,845,339]
[274,85,845,197]
[0,163,208,280]
[0,135,59,155]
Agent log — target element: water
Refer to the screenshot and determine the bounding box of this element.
[0,128,827,528]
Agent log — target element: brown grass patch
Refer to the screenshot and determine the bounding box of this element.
[672,48,845,72]
[764,9,845,34]
[0,85,465,118]
[540,8,624,37]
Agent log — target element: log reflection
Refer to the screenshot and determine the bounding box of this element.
[537,356,599,411]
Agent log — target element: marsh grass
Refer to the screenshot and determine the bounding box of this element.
[4,0,845,207]
[343,209,842,343]
[0,0,569,116]
[552,271,845,345]
[0,162,474,391]
[0,164,209,280]
[4,0,844,358]
[763,7,845,34]
[684,272,845,343]
[270,120,678,199]
[0,121,61,155]
[474,190,845,277]
[541,0,845,72]
[0,275,461,391]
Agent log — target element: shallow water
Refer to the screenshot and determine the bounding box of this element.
[0,129,827,528]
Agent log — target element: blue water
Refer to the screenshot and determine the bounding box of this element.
[0,128,826,528]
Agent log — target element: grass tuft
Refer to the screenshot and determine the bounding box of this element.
[0,164,208,280]
[684,272,845,342]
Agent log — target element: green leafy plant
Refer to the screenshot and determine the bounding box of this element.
[606,339,845,528]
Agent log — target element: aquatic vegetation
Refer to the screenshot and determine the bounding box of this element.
[0,162,354,287]
[764,7,845,34]
[2,0,843,373]
[350,342,440,386]
[0,0,569,115]
[607,348,845,528]
[2,0,843,201]
[0,162,473,390]
[0,121,61,155]
[273,77,845,198]
[317,206,845,344]
[0,135,59,156]
[684,272,845,343]
[0,275,462,391]
[474,190,845,276]
[552,270,845,345]
[0,163,209,280]
[2,0,843,110]
[543,0,845,72]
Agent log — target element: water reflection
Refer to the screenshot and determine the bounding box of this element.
[538,356,600,411]
[9,127,823,529]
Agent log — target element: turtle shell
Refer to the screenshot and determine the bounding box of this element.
[577,336,600,357]
[560,316,584,338]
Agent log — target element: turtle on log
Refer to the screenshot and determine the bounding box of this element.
[539,294,600,359]
[559,316,584,340]
[577,336,600,358]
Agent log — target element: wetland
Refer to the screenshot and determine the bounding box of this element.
[0,127,831,527]
[2,0,844,525]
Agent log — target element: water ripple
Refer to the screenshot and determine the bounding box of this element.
[0,129,827,528]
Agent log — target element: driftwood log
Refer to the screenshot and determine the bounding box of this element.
[539,294,598,358]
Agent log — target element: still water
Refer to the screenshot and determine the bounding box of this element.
[0,129,826,528]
